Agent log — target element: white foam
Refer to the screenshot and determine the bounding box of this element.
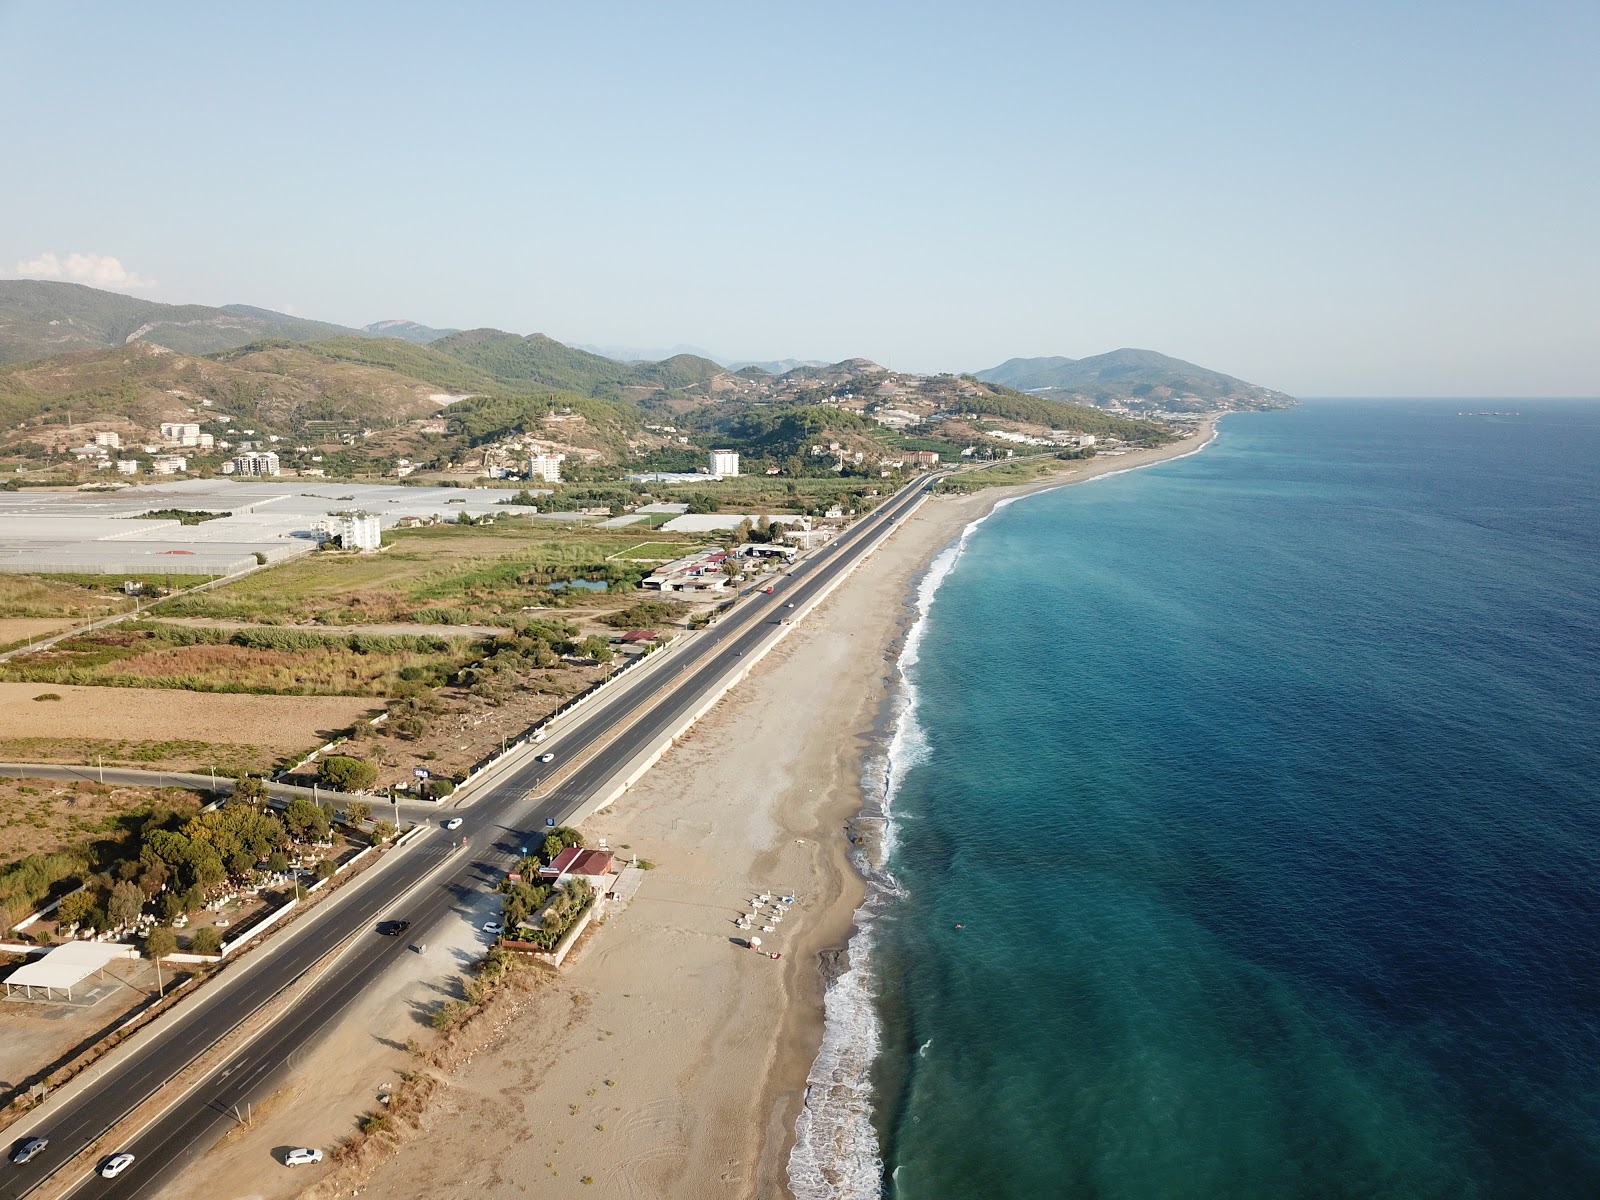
[788,510,987,1200]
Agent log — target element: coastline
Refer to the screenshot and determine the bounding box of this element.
[329,416,1219,1199]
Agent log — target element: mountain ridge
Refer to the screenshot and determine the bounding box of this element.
[976,348,1295,412]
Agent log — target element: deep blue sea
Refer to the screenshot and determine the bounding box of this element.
[790,400,1600,1200]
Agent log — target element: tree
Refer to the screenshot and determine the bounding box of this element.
[266,851,290,874]
[318,756,379,793]
[345,800,372,826]
[232,774,270,804]
[189,926,222,955]
[539,826,585,864]
[314,858,337,881]
[370,819,396,844]
[56,890,96,929]
[144,926,177,960]
[284,797,330,841]
[107,881,145,930]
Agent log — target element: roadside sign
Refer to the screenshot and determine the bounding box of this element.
[413,768,430,779]
[545,817,556,827]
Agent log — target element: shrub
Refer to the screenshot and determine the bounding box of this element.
[32,692,62,702]
[189,926,223,955]
[314,858,337,881]
[145,926,177,959]
[318,755,379,792]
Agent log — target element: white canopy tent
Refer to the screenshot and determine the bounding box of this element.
[3,942,136,1001]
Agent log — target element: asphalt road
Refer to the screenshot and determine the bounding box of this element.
[2,474,936,1200]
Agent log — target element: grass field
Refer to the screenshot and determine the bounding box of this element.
[0,575,136,621]
[609,542,699,562]
[0,623,480,696]
[148,522,715,627]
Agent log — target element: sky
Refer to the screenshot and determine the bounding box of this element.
[1,0,1596,396]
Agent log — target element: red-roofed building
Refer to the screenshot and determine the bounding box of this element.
[620,629,657,644]
[540,847,616,892]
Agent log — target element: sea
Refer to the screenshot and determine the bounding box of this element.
[789,399,1600,1200]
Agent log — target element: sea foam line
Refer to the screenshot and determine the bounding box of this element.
[787,423,1222,1198]
[787,516,987,1200]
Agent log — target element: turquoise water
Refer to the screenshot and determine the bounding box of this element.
[792,400,1600,1199]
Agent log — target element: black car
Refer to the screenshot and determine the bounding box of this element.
[378,920,411,937]
[11,1137,48,1165]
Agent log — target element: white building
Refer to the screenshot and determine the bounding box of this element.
[160,422,202,446]
[317,511,382,551]
[231,451,280,477]
[150,455,187,475]
[528,453,565,482]
[93,430,122,449]
[710,449,740,478]
[116,460,139,475]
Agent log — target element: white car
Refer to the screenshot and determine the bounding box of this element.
[100,1153,135,1179]
[537,752,555,763]
[442,817,463,830]
[482,921,505,934]
[284,1147,324,1166]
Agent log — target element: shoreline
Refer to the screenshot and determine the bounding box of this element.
[783,415,1223,1197]
[312,416,1221,1200]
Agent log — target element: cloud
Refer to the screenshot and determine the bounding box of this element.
[12,251,154,289]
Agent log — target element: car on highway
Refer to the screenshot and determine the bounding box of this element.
[284,1147,324,1166]
[100,1153,135,1179]
[763,585,775,593]
[378,919,411,937]
[442,817,463,830]
[10,1137,47,1165]
[482,920,505,934]
[786,602,795,608]
[537,752,555,763]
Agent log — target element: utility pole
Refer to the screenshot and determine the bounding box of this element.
[98,755,104,785]
[154,952,164,998]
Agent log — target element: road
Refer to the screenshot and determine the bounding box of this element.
[0,474,937,1199]
[0,764,448,824]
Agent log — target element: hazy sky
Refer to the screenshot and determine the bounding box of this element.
[2,1,1596,395]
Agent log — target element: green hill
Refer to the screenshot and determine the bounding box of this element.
[304,336,506,395]
[0,339,456,436]
[361,319,459,344]
[428,330,725,398]
[0,280,365,364]
[975,349,1294,412]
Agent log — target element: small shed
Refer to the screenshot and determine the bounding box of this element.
[4,942,137,1001]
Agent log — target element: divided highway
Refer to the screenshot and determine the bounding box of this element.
[2,472,938,1200]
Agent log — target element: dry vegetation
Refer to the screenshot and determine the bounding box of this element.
[0,682,380,773]
[0,777,204,868]
[0,623,481,696]
[0,574,135,621]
